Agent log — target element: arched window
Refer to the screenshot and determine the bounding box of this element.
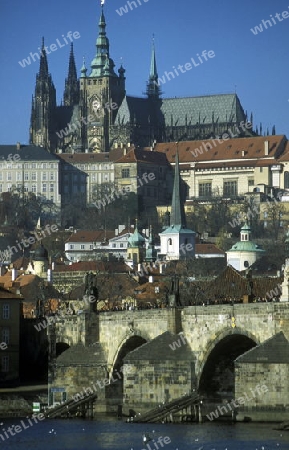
[284,171,289,189]
[168,238,172,245]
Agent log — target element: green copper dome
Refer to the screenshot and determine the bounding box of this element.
[128,227,145,248]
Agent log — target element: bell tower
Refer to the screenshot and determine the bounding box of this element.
[79,5,126,152]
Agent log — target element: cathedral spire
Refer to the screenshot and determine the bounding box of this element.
[63,43,79,106]
[30,38,57,150]
[146,37,161,98]
[39,37,49,79]
[90,7,116,77]
[170,146,186,228]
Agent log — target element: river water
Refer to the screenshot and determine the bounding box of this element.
[1,417,289,450]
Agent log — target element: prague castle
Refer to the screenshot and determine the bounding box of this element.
[29,5,253,153]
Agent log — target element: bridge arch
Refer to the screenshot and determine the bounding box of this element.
[55,335,72,357]
[107,333,148,406]
[110,332,148,377]
[197,327,259,396]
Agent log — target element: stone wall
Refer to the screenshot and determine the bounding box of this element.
[51,364,108,413]
[122,360,194,414]
[235,363,289,421]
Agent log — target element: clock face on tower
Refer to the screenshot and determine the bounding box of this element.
[89,136,102,152]
[90,95,102,115]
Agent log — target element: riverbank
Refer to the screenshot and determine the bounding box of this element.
[0,384,47,418]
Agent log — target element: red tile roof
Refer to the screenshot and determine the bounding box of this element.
[195,243,225,256]
[66,230,115,243]
[154,135,287,164]
[115,148,170,165]
[54,261,130,273]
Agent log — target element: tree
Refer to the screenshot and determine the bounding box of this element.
[240,196,264,238]
[206,200,232,236]
[265,201,286,240]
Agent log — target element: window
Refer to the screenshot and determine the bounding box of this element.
[50,184,54,192]
[199,182,212,197]
[285,171,289,189]
[7,172,11,181]
[16,172,21,181]
[248,179,254,186]
[1,355,9,372]
[223,180,238,197]
[80,245,85,250]
[2,328,9,344]
[0,174,2,182]
[24,173,29,181]
[42,183,47,192]
[2,304,10,319]
[90,245,93,250]
[168,238,172,245]
[112,244,116,248]
[122,168,130,178]
[42,173,47,181]
[32,184,37,193]
[0,185,2,193]
[120,243,123,248]
[260,167,263,173]
[32,163,36,169]
[69,245,74,250]
[32,172,37,181]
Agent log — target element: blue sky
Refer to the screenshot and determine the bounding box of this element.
[0,0,288,144]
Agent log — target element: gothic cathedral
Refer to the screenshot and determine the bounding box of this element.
[29,5,252,153]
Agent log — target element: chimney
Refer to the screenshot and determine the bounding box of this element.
[264,140,269,156]
[241,150,245,157]
[11,268,18,282]
[16,142,21,151]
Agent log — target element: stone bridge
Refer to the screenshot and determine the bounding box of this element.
[52,302,289,388]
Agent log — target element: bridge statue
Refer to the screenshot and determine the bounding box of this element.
[83,272,99,310]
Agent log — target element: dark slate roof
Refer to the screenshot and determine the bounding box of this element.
[235,332,289,364]
[56,342,106,366]
[115,93,245,127]
[0,145,58,161]
[123,331,195,362]
[160,94,245,126]
[115,96,150,126]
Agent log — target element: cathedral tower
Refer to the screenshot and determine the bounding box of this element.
[29,39,57,151]
[79,6,126,152]
[63,43,79,107]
